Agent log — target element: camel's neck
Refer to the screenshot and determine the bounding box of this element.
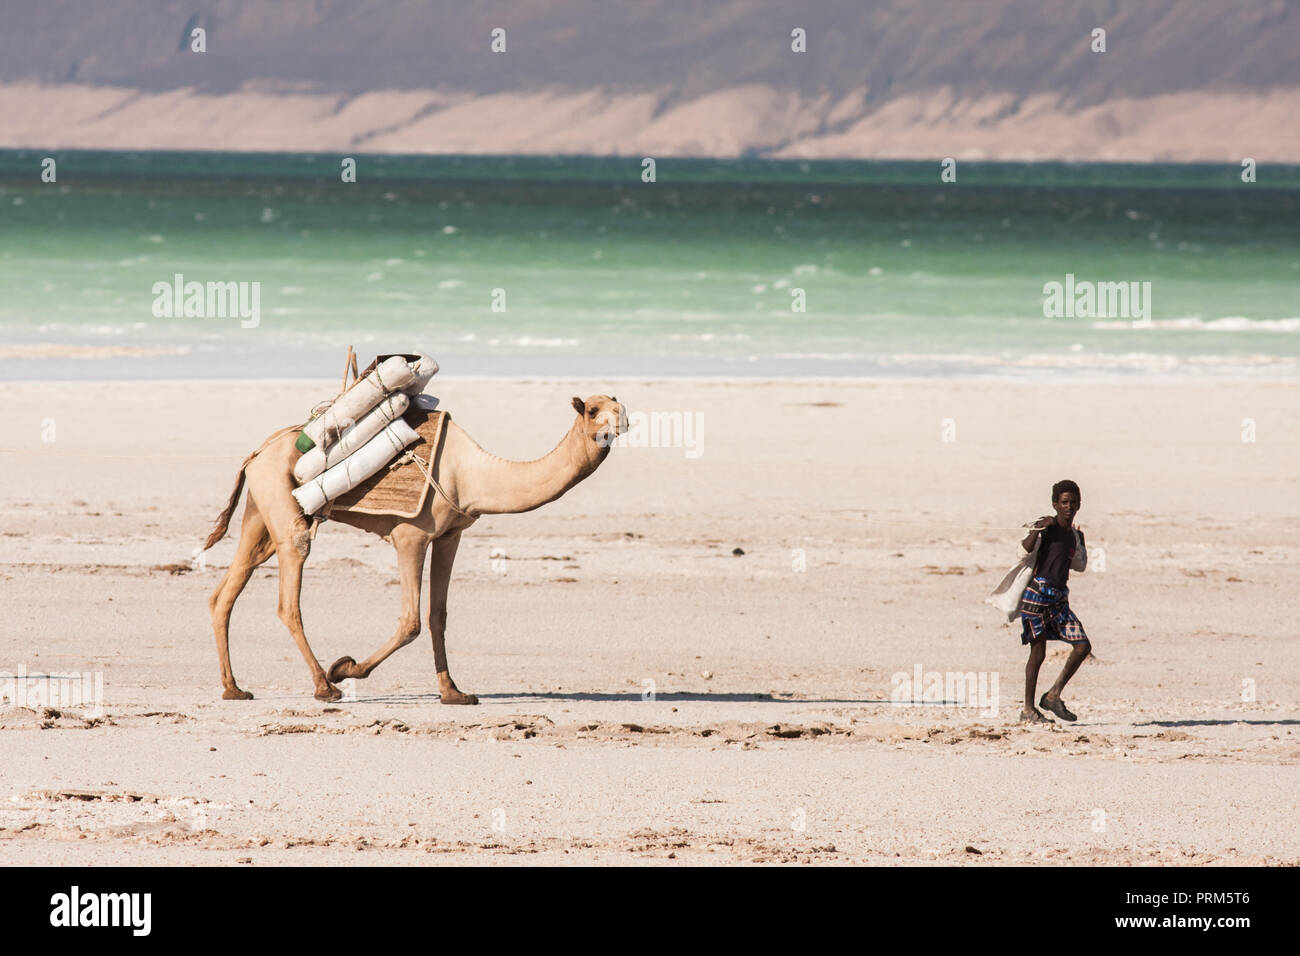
[453,418,606,516]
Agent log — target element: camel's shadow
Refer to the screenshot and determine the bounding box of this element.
[339,691,893,705]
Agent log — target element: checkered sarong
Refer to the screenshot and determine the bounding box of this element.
[1020,575,1089,645]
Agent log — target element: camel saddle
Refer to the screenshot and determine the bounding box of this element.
[327,403,450,519]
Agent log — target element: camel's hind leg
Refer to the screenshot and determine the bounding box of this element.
[327,523,429,685]
[248,466,341,702]
[209,496,275,700]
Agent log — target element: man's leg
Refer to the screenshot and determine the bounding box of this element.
[1022,636,1047,719]
[1045,639,1091,702]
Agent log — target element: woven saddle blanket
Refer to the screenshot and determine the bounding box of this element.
[326,407,449,519]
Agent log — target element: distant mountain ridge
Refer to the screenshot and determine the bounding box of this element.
[2,0,1298,160]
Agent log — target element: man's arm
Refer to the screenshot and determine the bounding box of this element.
[1071,528,1087,571]
[1022,516,1052,552]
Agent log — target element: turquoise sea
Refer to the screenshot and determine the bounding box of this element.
[0,150,1296,380]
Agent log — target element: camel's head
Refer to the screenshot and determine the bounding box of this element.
[572,395,627,450]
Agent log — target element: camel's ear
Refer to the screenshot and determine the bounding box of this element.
[571,396,585,414]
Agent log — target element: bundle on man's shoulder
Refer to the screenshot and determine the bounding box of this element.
[291,353,439,515]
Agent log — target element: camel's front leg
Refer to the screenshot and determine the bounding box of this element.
[274,535,341,702]
[328,524,428,685]
[427,530,477,704]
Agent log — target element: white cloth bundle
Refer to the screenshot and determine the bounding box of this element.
[986,538,1039,624]
[292,418,420,515]
[301,355,415,452]
[293,392,410,484]
[402,354,439,396]
[985,526,1087,623]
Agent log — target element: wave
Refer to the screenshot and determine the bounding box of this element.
[878,351,1300,371]
[437,332,580,348]
[1091,317,1300,332]
[1,344,189,360]
[482,335,580,348]
[668,332,753,342]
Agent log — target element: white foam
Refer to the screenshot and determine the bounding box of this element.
[1091,317,1300,332]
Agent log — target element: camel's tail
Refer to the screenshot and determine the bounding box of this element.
[202,426,301,551]
[201,449,258,552]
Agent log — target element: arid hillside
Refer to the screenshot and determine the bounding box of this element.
[2,0,1298,159]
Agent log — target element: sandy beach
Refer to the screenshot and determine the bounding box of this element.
[0,377,1296,865]
[6,82,1300,163]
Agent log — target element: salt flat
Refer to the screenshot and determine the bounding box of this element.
[1,379,1296,865]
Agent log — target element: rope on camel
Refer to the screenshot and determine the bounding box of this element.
[390,448,476,519]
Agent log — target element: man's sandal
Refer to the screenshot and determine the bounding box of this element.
[1019,707,1052,724]
[1040,693,1077,722]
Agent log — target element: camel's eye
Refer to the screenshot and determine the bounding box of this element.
[587,408,596,418]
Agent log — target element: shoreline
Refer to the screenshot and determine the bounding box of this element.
[4,372,1300,387]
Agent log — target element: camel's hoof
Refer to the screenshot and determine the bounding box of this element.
[222,687,254,701]
[314,682,343,702]
[439,690,479,706]
[328,656,359,683]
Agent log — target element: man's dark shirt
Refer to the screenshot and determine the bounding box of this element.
[1035,523,1076,589]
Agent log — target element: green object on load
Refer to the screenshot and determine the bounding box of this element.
[294,432,315,453]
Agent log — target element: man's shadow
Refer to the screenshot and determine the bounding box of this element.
[1137,719,1300,728]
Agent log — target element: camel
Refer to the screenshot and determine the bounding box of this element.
[202,394,627,704]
